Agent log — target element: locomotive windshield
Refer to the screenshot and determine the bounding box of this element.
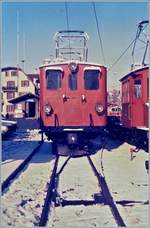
[46,70,62,90]
[84,70,100,90]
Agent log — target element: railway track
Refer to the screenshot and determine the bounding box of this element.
[39,155,72,226]
[38,142,126,227]
[2,141,43,193]
[87,155,126,227]
[2,138,147,227]
[39,156,60,226]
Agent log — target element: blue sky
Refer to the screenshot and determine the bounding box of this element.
[2,1,149,89]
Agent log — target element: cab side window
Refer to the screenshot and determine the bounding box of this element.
[84,70,100,90]
[134,79,142,98]
[46,70,62,90]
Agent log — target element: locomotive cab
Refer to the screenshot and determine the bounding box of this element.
[39,31,107,154]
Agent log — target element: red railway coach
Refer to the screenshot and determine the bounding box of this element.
[107,21,149,150]
[39,31,107,154]
[120,66,148,130]
[120,66,149,144]
[119,21,149,148]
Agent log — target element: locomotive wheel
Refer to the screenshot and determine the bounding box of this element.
[51,142,58,155]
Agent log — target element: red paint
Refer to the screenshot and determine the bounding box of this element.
[39,63,107,128]
[120,66,149,129]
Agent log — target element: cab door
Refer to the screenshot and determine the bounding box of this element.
[42,68,64,126]
[81,67,106,126]
[62,67,83,126]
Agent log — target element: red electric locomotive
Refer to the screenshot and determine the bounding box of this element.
[39,31,107,154]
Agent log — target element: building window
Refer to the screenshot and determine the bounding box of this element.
[5,71,9,76]
[84,70,100,90]
[21,80,29,87]
[134,79,142,98]
[11,70,18,76]
[6,105,15,112]
[7,92,15,99]
[7,81,15,87]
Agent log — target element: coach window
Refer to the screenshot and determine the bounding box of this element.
[147,78,149,98]
[84,70,99,90]
[134,79,142,98]
[46,70,62,90]
[69,73,77,90]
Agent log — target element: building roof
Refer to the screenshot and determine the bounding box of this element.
[8,92,39,104]
[27,73,39,78]
[1,66,22,72]
[27,74,39,82]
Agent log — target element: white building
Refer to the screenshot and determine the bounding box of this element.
[1,67,39,118]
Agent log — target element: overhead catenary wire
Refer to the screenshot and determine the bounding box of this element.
[108,22,149,72]
[65,1,70,31]
[92,2,106,66]
[108,38,136,72]
[132,22,148,65]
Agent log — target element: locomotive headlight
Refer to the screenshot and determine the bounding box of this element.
[43,104,53,116]
[95,103,104,115]
[68,62,78,73]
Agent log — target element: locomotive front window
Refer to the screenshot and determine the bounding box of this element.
[69,73,77,90]
[46,70,62,90]
[134,79,142,98]
[84,70,100,90]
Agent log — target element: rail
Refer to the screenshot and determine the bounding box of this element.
[2,141,43,193]
[87,155,126,227]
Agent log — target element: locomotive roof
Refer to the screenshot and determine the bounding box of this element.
[39,60,106,68]
[119,65,149,82]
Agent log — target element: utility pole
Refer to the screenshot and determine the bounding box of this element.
[17,11,19,96]
[21,59,25,71]
[21,32,26,71]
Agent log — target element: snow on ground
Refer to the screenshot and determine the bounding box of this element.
[2,142,55,227]
[1,132,149,227]
[57,156,100,200]
[92,138,149,227]
[48,156,117,227]
[2,130,42,182]
[48,205,117,228]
